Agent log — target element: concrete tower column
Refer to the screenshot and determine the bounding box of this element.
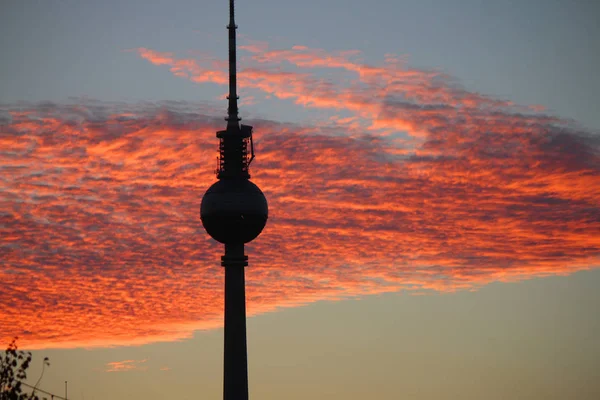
[222,243,249,400]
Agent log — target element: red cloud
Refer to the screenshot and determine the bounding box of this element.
[136,43,544,136]
[1,42,599,350]
[105,359,148,372]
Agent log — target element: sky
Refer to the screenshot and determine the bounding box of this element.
[1,0,599,399]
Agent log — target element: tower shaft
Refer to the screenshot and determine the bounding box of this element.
[222,243,249,400]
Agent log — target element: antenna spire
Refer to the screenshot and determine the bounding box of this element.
[227,0,240,127]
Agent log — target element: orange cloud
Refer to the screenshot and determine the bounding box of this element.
[136,42,542,136]
[1,42,599,350]
[105,359,148,372]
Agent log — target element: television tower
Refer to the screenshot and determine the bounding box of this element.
[200,1,268,400]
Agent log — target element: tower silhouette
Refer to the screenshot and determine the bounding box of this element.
[200,1,268,400]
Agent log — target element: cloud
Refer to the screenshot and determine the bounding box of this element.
[105,359,148,372]
[136,42,545,136]
[1,41,599,350]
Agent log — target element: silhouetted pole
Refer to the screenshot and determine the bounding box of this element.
[200,1,268,400]
[64,381,67,400]
[222,243,249,400]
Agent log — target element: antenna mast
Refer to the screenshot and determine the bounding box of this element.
[215,0,255,180]
[227,0,240,127]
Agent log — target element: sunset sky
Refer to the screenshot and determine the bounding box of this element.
[1,0,599,399]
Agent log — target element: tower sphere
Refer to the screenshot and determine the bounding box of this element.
[200,179,268,244]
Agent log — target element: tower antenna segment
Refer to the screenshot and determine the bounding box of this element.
[200,2,269,400]
[214,0,255,180]
[227,0,240,126]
